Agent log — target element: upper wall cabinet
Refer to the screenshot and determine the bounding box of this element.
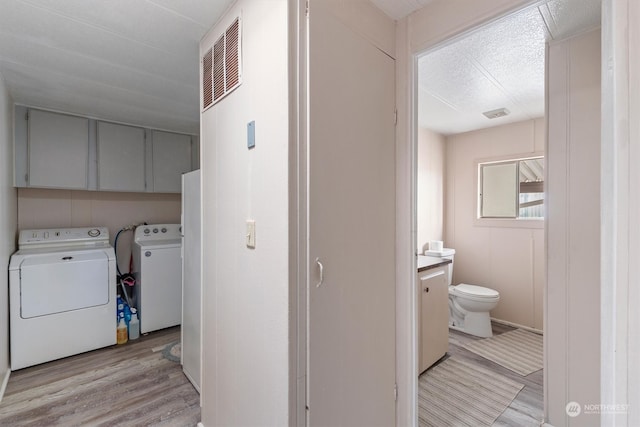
[97,122,146,192]
[152,131,192,193]
[28,110,89,189]
[14,106,198,193]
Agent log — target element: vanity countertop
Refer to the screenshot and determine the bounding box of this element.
[417,255,452,272]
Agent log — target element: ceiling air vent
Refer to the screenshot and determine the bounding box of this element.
[483,108,510,119]
[201,17,242,112]
[202,49,213,109]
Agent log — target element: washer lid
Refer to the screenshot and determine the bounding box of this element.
[454,283,499,298]
[9,247,114,270]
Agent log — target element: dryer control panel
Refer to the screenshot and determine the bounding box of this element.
[18,227,110,249]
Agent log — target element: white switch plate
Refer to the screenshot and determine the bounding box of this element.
[246,220,256,248]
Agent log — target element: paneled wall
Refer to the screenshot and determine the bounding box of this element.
[17,188,180,270]
[444,118,545,330]
[417,127,445,253]
[0,73,17,399]
[546,29,601,427]
[199,1,290,425]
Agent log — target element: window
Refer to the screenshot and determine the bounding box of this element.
[479,156,544,219]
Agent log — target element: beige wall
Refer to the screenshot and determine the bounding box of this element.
[199,1,290,425]
[445,118,545,330]
[417,127,445,253]
[546,29,601,427]
[17,188,180,270]
[0,73,17,398]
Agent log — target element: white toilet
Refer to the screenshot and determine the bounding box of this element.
[424,247,500,338]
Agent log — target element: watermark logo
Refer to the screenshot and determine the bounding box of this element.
[584,403,630,415]
[565,401,629,417]
[566,401,581,417]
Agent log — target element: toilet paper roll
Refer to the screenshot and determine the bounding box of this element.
[429,240,443,251]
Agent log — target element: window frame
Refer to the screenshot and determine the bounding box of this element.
[474,152,545,229]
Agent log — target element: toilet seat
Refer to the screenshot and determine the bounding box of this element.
[452,283,499,299]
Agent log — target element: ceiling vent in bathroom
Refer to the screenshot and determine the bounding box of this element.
[202,16,242,111]
[482,107,510,119]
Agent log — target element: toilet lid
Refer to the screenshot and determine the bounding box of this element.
[454,283,499,298]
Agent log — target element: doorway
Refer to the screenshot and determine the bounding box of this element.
[410,0,601,425]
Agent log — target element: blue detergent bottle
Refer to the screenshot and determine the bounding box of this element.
[116,295,124,323]
[124,302,131,328]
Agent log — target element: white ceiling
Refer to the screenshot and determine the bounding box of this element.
[0,0,234,134]
[417,0,601,135]
[368,0,434,21]
[0,0,600,137]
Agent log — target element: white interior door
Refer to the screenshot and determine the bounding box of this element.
[182,170,202,392]
[307,5,396,426]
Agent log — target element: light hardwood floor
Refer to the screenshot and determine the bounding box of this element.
[0,327,200,427]
[1,323,541,426]
[420,322,544,427]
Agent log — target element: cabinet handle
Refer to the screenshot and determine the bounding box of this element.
[316,258,324,288]
[424,287,429,293]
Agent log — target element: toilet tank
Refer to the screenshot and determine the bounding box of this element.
[424,248,455,286]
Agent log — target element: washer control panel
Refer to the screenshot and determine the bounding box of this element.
[18,227,110,248]
[134,224,182,242]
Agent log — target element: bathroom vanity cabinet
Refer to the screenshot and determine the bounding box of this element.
[417,256,451,373]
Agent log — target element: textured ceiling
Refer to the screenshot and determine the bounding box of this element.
[417,0,601,135]
[0,0,234,134]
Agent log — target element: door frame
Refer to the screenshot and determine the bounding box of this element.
[401,1,638,426]
[600,0,640,424]
[289,1,307,426]
[397,2,540,425]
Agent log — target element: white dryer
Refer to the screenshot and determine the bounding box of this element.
[133,224,182,334]
[9,227,116,370]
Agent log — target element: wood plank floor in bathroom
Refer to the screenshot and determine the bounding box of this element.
[0,323,542,426]
[426,322,544,427]
[0,326,200,427]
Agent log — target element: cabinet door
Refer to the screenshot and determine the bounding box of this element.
[28,109,89,189]
[419,268,449,373]
[97,122,146,192]
[152,131,192,193]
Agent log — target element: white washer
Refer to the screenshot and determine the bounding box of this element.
[9,227,116,370]
[133,224,182,334]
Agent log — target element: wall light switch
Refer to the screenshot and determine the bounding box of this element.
[246,220,256,248]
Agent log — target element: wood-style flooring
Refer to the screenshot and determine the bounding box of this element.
[420,322,544,427]
[0,327,200,427]
[0,323,542,426]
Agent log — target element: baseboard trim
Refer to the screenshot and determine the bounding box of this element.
[491,317,543,335]
[0,368,10,403]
